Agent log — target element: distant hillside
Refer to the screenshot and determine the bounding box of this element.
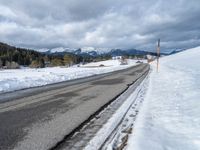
[107,49,159,57]
[0,42,45,68]
[0,42,81,68]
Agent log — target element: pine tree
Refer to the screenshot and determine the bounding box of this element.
[0,59,2,68]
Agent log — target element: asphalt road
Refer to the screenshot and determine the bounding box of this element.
[0,64,149,150]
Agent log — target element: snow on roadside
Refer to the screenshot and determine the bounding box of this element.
[127,47,200,150]
[0,59,138,94]
[84,71,149,150]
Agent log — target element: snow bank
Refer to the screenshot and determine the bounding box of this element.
[0,59,137,94]
[84,72,148,150]
[127,47,200,150]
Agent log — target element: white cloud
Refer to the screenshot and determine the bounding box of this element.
[0,0,200,51]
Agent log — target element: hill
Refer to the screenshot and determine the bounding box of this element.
[0,42,80,68]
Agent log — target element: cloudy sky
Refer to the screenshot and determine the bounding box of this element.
[0,0,200,51]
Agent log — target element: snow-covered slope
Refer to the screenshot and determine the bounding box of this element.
[127,47,200,150]
[38,47,77,53]
[0,59,137,94]
[81,47,111,54]
[83,59,121,67]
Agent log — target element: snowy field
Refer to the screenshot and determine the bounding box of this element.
[127,47,200,150]
[0,59,138,94]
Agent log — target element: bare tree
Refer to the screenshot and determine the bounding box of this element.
[5,61,19,69]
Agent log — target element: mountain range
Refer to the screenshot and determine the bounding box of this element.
[39,47,173,57]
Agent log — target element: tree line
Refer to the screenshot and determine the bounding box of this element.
[0,42,85,69]
[0,42,112,69]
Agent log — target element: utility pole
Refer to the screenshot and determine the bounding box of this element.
[156,39,160,72]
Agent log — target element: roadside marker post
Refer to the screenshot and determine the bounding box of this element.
[157,39,160,72]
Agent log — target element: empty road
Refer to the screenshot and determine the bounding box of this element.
[0,64,149,150]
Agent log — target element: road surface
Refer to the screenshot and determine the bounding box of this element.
[0,64,149,150]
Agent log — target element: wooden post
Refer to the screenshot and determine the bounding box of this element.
[156,39,160,72]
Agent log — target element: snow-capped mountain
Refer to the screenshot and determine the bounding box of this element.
[38,47,112,56]
[38,46,179,57]
[81,47,111,54]
[38,47,77,53]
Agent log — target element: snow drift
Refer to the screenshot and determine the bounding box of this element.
[127,47,200,150]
